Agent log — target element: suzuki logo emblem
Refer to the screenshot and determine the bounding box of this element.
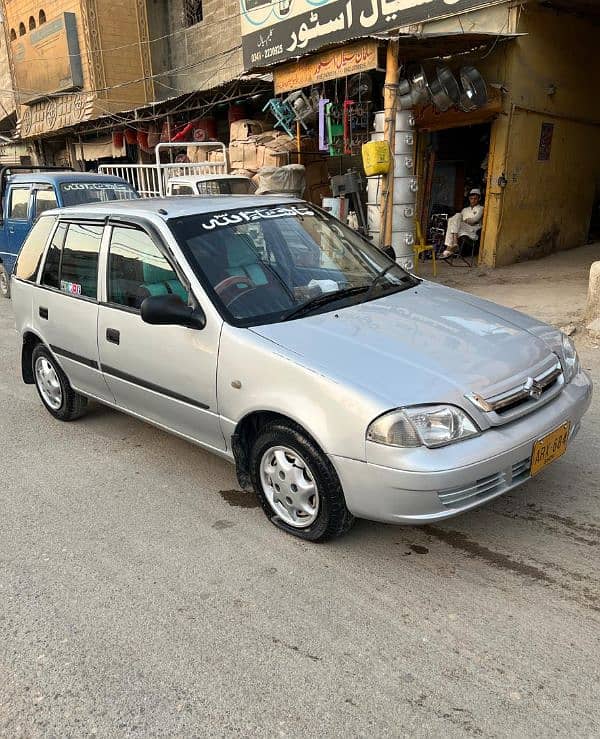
[524,377,543,400]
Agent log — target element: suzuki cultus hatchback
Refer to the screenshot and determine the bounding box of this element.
[11,198,592,540]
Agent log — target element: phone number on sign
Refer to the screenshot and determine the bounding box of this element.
[251,45,283,64]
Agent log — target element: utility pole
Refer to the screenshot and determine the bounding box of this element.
[379,39,399,255]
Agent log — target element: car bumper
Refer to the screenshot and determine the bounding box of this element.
[330,370,593,525]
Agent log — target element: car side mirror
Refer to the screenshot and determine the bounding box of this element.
[140,294,206,330]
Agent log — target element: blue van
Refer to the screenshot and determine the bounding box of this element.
[0,168,139,297]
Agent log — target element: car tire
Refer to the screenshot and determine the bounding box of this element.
[32,344,88,421]
[0,265,10,299]
[249,420,354,541]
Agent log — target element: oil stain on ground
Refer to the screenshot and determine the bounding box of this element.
[423,525,600,613]
[219,489,260,508]
[423,525,554,584]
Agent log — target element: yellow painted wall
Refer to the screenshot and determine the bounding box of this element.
[3,0,151,133]
[4,0,95,94]
[482,2,600,266]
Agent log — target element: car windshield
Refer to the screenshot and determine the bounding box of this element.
[168,203,417,327]
[196,178,256,195]
[60,181,139,206]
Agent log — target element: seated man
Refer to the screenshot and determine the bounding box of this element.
[441,188,484,259]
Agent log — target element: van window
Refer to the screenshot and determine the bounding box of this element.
[8,187,30,220]
[14,216,56,282]
[41,223,67,289]
[171,184,194,196]
[60,224,103,299]
[34,187,58,218]
[108,226,187,309]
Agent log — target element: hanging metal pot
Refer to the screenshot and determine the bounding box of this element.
[429,65,461,112]
[406,64,431,105]
[459,66,488,111]
[393,176,418,204]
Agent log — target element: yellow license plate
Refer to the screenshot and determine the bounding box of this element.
[530,422,571,476]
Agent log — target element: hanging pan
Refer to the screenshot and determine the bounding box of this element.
[459,66,488,111]
[429,65,461,112]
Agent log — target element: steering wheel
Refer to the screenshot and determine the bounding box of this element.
[214,274,255,306]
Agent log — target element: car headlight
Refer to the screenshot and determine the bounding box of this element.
[366,405,479,449]
[560,333,580,384]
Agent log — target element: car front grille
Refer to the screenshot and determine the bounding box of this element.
[465,359,564,425]
[438,458,531,509]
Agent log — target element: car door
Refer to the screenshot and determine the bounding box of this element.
[34,220,114,402]
[4,185,32,274]
[97,222,225,451]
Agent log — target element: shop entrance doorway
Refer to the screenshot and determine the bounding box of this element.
[420,122,491,257]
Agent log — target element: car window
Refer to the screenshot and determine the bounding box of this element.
[34,187,58,218]
[41,222,67,289]
[8,187,30,220]
[108,226,187,310]
[14,216,56,282]
[59,224,103,299]
[171,184,194,196]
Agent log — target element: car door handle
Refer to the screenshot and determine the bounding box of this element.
[39,306,48,319]
[8,227,15,234]
[106,328,120,345]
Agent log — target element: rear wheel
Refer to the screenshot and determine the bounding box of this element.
[250,421,354,541]
[0,265,10,298]
[32,344,88,421]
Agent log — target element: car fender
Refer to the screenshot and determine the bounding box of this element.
[217,324,387,461]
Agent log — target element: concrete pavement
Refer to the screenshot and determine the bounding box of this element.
[0,297,599,737]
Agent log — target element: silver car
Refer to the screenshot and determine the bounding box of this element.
[10,197,593,540]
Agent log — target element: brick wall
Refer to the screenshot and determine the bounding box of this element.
[147,0,243,100]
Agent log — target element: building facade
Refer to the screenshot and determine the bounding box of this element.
[1,0,154,162]
[146,0,243,102]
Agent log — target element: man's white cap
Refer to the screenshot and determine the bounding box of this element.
[469,188,482,196]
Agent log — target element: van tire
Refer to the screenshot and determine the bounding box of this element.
[0,265,10,298]
[32,344,88,421]
[249,420,355,541]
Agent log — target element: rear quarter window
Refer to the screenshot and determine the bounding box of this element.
[14,216,56,282]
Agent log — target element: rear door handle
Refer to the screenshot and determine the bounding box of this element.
[39,306,48,319]
[106,328,120,345]
[8,226,15,234]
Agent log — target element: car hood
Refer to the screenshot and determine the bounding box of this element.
[249,282,559,408]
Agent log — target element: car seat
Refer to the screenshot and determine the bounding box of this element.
[225,233,268,287]
[135,262,187,307]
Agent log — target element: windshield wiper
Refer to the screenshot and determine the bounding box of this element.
[362,265,418,304]
[282,285,368,321]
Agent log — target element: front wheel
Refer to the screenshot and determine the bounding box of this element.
[0,265,10,298]
[250,421,354,541]
[32,344,88,421]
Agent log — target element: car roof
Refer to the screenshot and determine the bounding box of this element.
[7,171,132,186]
[168,174,252,184]
[41,195,303,221]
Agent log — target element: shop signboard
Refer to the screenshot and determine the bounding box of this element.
[240,0,497,70]
[17,93,94,138]
[11,12,83,105]
[274,40,379,94]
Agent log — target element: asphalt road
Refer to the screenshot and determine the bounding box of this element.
[0,298,599,738]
